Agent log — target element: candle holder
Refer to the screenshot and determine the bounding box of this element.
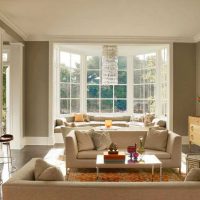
[105,120,112,128]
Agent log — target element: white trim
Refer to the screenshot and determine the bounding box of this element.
[23,137,54,146]
[182,136,189,145]
[168,43,173,131]
[27,35,195,43]
[0,11,27,41]
[49,42,55,145]
[9,43,24,149]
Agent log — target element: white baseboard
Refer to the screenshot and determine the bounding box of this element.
[182,136,189,145]
[23,137,55,146]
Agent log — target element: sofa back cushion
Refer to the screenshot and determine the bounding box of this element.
[107,131,147,148]
[75,129,95,151]
[144,128,168,151]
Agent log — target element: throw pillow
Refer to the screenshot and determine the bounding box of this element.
[92,131,112,150]
[56,118,66,126]
[144,113,155,126]
[34,159,64,181]
[144,128,168,151]
[74,113,85,122]
[75,129,95,151]
[184,168,200,181]
[83,114,90,122]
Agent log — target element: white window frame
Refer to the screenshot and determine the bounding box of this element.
[54,44,169,119]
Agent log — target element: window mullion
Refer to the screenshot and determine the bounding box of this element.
[127,56,133,115]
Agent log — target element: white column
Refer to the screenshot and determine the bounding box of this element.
[0,28,4,136]
[9,43,24,149]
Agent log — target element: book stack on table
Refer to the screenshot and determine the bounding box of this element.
[104,152,125,163]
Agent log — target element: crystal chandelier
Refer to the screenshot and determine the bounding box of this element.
[102,45,118,85]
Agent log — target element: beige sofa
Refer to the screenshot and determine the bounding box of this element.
[3,158,200,200]
[65,129,182,171]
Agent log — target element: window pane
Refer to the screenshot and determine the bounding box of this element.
[87,70,100,84]
[87,56,100,69]
[133,100,143,113]
[161,83,167,99]
[101,86,113,98]
[71,54,80,69]
[3,53,8,62]
[60,99,70,114]
[60,51,70,66]
[144,100,156,113]
[114,85,126,98]
[134,70,143,84]
[60,83,70,98]
[143,69,156,83]
[87,85,99,98]
[71,99,80,113]
[87,99,99,112]
[71,69,80,83]
[145,84,155,99]
[101,100,113,113]
[114,100,127,112]
[118,56,127,70]
[60,65,70,82]
[146,53,156,68]
[71,84,80,98]
[134,55,145,69]
[134,85,144,99]
[118,71,127,84]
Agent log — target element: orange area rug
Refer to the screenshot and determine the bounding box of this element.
[67,168,185,182]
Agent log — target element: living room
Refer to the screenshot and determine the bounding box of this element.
[0,0,200,200]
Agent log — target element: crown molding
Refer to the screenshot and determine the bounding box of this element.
[0,11,27,41]
[27,34,195,43]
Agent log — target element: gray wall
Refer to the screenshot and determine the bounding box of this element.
[196,42,200,115]
[24,42,49,137]
[173,43,196,136]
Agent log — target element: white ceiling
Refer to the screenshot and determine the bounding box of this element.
[0,0,200,42]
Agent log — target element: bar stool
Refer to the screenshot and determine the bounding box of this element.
[0,134,15,173]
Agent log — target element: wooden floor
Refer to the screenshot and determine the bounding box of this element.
[0,143,200,199]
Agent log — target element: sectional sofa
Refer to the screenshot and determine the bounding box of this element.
[3,158,200,200]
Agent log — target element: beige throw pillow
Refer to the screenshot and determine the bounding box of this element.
[75,129,95,151]
[144,128,168,151]
[185,168,200,181]
[34,159,64,181]
[92,131,112,150]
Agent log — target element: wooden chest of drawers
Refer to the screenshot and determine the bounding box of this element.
[188,116,200,151]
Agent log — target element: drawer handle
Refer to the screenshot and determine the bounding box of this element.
[191,126,194,131]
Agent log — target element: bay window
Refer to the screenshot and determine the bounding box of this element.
[55,44,169,118]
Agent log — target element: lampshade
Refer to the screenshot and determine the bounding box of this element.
[102,45,118,85]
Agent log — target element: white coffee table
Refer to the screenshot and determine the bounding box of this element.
[96,154,162,182]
